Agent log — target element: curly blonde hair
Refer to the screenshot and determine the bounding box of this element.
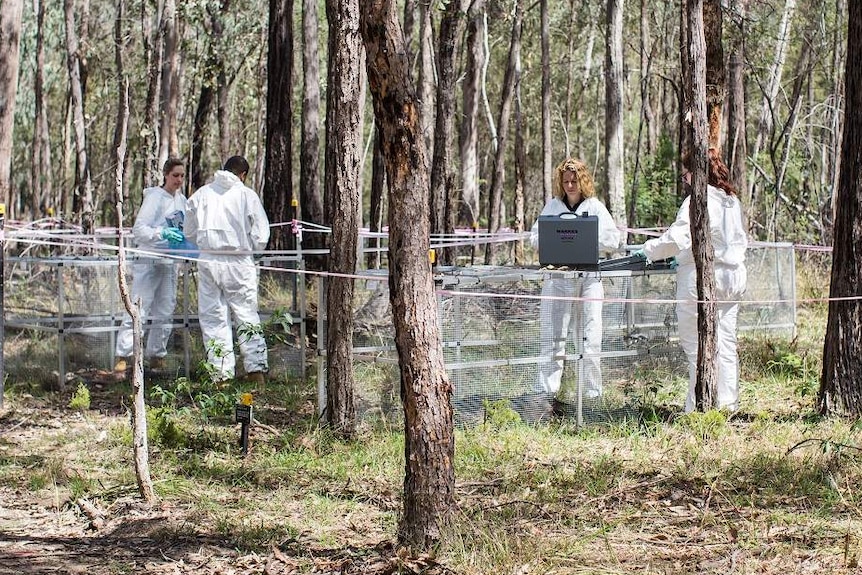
[554,158,597,200]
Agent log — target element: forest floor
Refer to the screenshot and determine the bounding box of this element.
[3,311,862,575]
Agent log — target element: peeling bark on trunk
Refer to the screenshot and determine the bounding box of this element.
[704,0,724,150]
[360,0,454,550]
[114,81,155,503]
[685,0,718,411]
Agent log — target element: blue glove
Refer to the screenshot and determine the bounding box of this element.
[632,249,647,261]
[669,257,678,270]
[160,227,185,244]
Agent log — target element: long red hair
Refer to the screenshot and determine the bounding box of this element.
[707,148,738,196]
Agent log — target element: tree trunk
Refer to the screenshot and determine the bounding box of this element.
[0,0,23,218]
[513,30,526,266]
[819,0,862,416]
[32,0,53,219]
[484,0,521,265]
[704,0,724,150]
[114,79,155,503]
[301,0,326,270]
[604,0,626,227]
[429,0,467,265]
[748,0,796,219]
[540,0,552,202]
[191,2,227,191]
[828,0,846,232]
[64,0,95,234]
[360,0,454,551]
[265,0,295,252]
[418,2,435,151]
[142,0,163,187]
[771,23,815,239]
[459,2,483,230]
[367,126,386,270]
[726,0,748,199]
[158,0,180,166]
[641,0,658,156]
[112,0,130,218]
[324,0,363,437]
[685,0,718,411]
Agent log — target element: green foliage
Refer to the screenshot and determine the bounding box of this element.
[678,409,728,440]
[629,136,680,239]
[67,382,91,411]
[151,374,236,422]
[484,398,522,428]
[147,407,187,449]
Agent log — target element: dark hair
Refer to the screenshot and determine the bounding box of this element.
[707,148,738,197]
[163,157,185,175]
[224,155,250,177]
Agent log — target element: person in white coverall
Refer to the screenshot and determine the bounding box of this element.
[185,156,270,384]
[114,158,188,375]
[525,158,622,420]
[637,148,748,413]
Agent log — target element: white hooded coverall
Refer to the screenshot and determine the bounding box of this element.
[116,187,187,360]
[185,170,271,381]
[642,185,748,412]
[530,197,622,398]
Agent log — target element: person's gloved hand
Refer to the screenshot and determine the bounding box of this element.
[669,257,678,270]
[160,227,185,244]
[632,249,647,261]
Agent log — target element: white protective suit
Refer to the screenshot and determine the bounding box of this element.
[530,197,622,397]
[115,187,187,360]
[185,170,271,381]
[642,185,748,412]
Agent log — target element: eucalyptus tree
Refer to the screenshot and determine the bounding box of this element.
[324,0,363,436]
[459,1,484,233]
[0,0,23,217]
[265,0,295,252]
[683,0,718,411]
[819,0,862,416]
[300,0,325,269]
[484,0,522,265]
[429,0,469,265]
[726,0,748,196]
[361,0,455,550]
[604,0,626,227]
[64,0,94,233]
[32,0,53,219]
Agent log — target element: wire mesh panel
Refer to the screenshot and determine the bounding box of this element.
[3,255,307,387]
[318,242,797,427]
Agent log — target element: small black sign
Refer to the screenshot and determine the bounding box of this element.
[235,404,253,424]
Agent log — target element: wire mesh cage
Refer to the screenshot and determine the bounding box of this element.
[318,243,797,427]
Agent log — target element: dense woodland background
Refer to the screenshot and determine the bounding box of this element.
[2,0,847,251]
